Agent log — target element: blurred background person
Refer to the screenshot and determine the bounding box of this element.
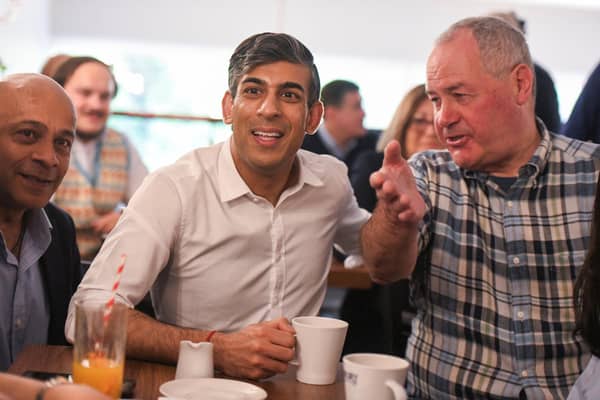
[569,175,600,399]
[350,84,443,211]
[340,84,443,356]
[40,54,70,78]
[50,56,148,261]
[561,61,600,143]
[489,11,562,133]
[301,79,378,170]
[302,79,380,317]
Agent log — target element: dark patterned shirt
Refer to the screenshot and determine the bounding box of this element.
[406,126,600,399]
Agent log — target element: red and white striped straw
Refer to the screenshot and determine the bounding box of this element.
[103,254,126,324]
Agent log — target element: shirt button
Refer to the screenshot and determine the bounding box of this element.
[15,319,22,328]
[513,257,520,265]
[517,311,525,320]
[507,201,513,208]
[521,370,528,378]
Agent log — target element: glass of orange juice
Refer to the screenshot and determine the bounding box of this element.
[72,300,128,399]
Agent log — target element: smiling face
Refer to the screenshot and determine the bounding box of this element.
[63,61,114,140]
[222,61,323,185]
[426,29,532,176]
[0,75,75,213]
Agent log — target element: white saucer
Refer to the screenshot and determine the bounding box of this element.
[159,378,267,400]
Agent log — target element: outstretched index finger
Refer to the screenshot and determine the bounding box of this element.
[382,140,405,167]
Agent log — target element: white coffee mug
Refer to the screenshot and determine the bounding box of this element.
[175,340,214,379]
[291,316,348,385]
[343,353,409,400]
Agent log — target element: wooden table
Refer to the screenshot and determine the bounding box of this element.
[9,345,346,399]
[327,258,373,289]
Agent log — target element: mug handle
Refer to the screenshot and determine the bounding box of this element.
[385,379,407,400]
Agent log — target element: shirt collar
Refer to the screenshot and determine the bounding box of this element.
[521,118,551,179]
[0,208,52,264]
[217,137,324,203]
[319,124,357,159]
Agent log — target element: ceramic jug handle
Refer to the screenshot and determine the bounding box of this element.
[385,379,407,400]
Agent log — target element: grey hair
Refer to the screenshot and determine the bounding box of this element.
[436,16,534,80]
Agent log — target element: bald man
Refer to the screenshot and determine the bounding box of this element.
[0,74,82,371]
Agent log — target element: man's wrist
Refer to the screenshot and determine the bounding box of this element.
[206,330,217,342]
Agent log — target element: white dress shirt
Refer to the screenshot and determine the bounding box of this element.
[66,138,369,340]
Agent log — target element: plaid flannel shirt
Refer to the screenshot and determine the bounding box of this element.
[406,126,600,399]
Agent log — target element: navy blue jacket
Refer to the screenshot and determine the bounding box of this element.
[40,203,82,345]
[562,62,600,143]
[301,129,379,172]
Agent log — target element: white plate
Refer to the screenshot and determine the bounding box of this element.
[159,378,267,400]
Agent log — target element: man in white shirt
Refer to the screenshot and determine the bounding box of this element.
[66,32,370,380]
[50,56,148,260]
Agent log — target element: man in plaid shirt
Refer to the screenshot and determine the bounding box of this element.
[362,16,600,399]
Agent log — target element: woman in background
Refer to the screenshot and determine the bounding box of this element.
[340,84,444,357]
[350,83,443,210]
[569,176,600,399]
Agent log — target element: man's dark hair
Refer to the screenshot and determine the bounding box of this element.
[320,80,359,108]
[574,174,600,357]
[228,32,320,107]
[52,56,119,98]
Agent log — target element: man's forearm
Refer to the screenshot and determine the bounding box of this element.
[125,309,212,364]
[361,205,419,283]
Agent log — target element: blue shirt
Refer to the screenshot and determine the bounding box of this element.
[0,209,52,371]
[318,124,357,160]
[567,355,600,400]
[406,125,600,399]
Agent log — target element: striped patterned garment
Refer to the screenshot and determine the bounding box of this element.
[54,128,129,260]
[405,126,600,399]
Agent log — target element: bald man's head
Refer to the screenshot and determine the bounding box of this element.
[0,73,76,212]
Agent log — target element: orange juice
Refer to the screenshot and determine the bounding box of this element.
[72,353,124,399]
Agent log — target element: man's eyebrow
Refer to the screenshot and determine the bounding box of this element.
[280,82,305,92]
[240,77,266,86]
[12,120,48,130]
[446,83,466,92]
[426,83,466,97]
[10,120,75,139]
[240,77,305,93]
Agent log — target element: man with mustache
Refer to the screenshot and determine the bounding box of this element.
[51,56,148,261]
[362,16,600,399]
[0,74,81,371]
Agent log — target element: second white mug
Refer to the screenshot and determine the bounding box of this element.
[343,353,409,400]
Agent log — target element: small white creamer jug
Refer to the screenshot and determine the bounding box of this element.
[175,340,214,379]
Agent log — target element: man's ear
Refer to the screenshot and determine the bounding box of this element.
[305,101,324,135]
[221,91,234,124]
[512,64,534,106]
